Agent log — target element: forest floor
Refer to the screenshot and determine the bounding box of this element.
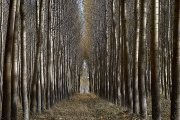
[147,95,170,120]
[12,93,170,120]
[30,93,140,120]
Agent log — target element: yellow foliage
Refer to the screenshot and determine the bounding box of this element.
[79,0,93,59]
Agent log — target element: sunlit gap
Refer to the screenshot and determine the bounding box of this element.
[78,0,90,93]
[80,60,89,93]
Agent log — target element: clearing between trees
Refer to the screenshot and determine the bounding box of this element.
[30,93,138,120]
[29,93,170,120]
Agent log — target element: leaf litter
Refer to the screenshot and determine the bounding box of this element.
[30,93,140,120]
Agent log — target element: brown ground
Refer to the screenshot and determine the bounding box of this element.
[147,96,171,120]
[30,93,140,120]
[7,93,171,120]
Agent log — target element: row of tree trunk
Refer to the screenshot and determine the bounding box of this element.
[85,0,179,119]
[0,0,83,120]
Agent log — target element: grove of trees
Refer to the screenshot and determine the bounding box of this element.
[0,0,84,119]
[0,0,179,120]
[85,0,179,120]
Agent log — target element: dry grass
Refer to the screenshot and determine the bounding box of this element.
[0,94,170,120]
[30,93,140,120]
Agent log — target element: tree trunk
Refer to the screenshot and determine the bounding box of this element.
[171,0,180,119]
[150,0,161,119]
[20,0,29,119]
[132,0,139,114]
[46,0,52,109]
[138,0,147,118]
[2,0,17,119]
[11,0,20,119]
[30,0,43,113]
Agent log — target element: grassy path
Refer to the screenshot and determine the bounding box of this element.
[31,93,139,120]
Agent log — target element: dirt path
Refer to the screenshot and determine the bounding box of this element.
[31,93,139,120]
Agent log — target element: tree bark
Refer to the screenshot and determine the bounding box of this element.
[11,0,20,119]
[150,0,161,119]
[138,0,147,118]
[30,0,44,113]
[2,0,17,119]
[20,0,29,119]
[171,0,180,119]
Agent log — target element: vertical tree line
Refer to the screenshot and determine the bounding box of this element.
[86,0,179,119]
[0,0,83,119]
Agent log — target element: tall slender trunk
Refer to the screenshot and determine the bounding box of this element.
[138,0,147,118]
[171,0,179,119]
[20,0,29,119]
[0,0,3,114]
[150,0,161,119]
[30,0,43,113]
[11,0,20,119]
[2,0,17,119]
[120,0,125,108]
[131,0,139,114]
[46,0,52,109]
